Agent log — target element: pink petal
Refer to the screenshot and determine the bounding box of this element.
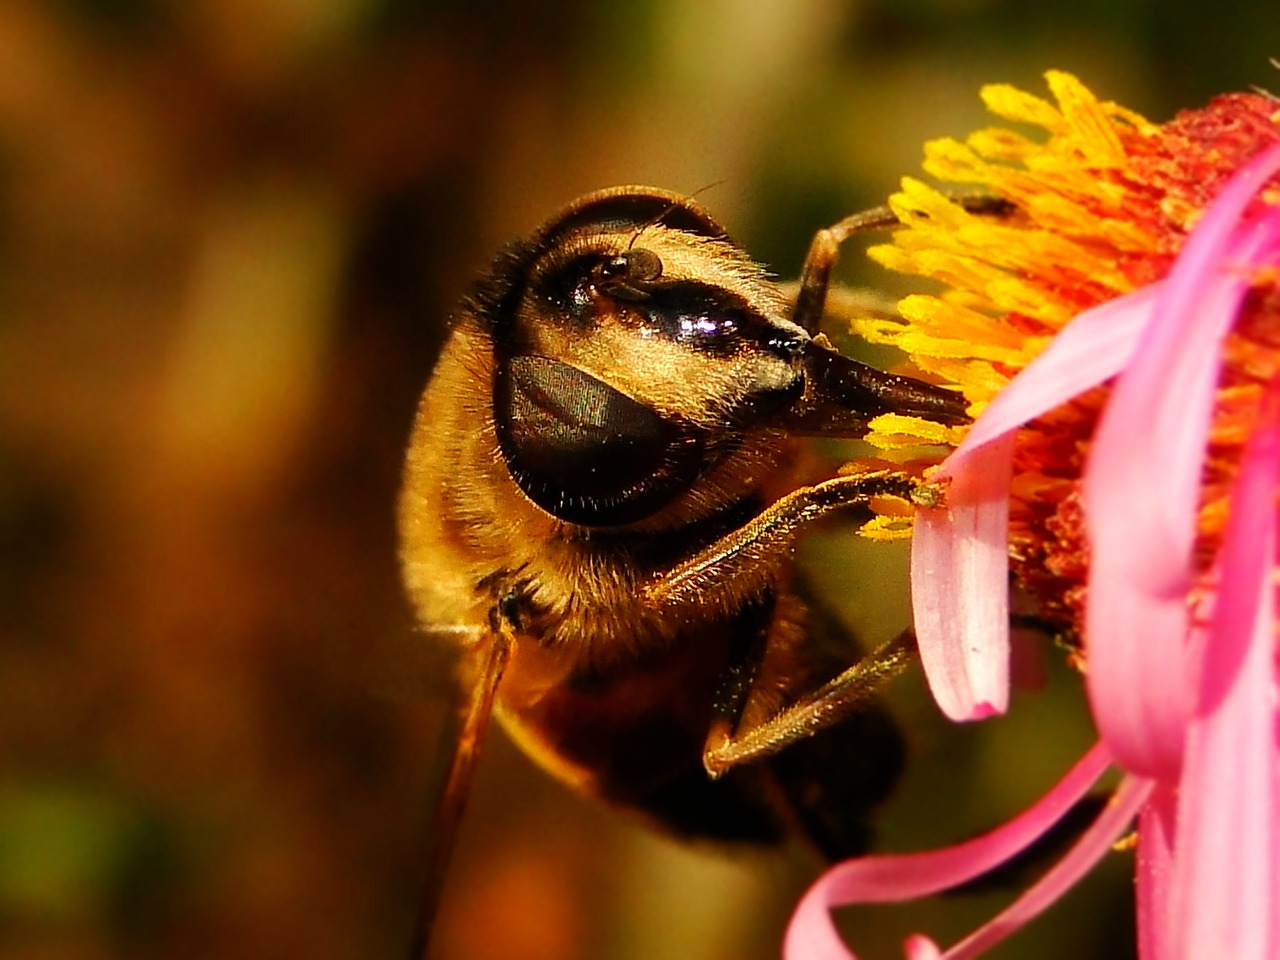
[912,434,1015,719]
[1137,784,1178,960]
[1083,145,1280,779]
[784,743,1113,960]
[912,282,1160,721]
[948,283,1162,470]
[905,936,943,960]
[1167,387,1280,960]
[943,774,1154,960]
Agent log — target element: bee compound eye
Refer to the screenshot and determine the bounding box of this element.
[495,356,705,526]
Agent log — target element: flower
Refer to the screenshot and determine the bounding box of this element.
[787,73,1280,959]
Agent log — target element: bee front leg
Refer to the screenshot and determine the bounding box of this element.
[791,205,901,335]
[642,470,914,612]
[790,194,1016,335]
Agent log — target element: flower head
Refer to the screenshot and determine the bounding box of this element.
[789,73,1280,959]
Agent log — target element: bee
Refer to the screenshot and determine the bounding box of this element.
[398,186,976,955]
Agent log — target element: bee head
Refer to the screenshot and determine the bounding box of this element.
[469,188,815,527]
[472,187,964,528]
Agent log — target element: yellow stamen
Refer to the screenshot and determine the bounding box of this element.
[848,71,1280,635]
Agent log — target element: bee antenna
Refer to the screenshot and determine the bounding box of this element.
[626,206,674,252]
[626,180,727,252]
[688,179,727,201]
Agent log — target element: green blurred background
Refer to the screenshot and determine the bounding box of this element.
[0,2,1274,958]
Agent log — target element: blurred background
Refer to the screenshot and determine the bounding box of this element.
[1,2,1275,958]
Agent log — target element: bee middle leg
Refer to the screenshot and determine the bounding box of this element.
[702,628,914,779]
[640,469,922,779]
[699,583,915,781]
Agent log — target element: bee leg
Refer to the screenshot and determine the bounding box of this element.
[792,205,901,334]
[409,621,513,960]
[643,469,915,611]
[702,628,915,779]
[791,194,1016,334]
[703,592,774,774]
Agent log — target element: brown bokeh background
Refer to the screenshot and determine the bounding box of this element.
[1,3,1273,958]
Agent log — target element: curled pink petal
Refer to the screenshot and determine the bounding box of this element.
[784,743,1113,960]
[1167,385,1280,960]
[912,434,1014,720]
[943,774,1154,960]
[1083,145,1280,778]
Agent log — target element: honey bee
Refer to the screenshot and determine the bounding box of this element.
[398,186,976,954]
